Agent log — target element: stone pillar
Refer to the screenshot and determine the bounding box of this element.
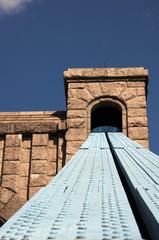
[29,134,49,198]
[20,134,31,201]
[2,134,22,194]
[47,135,57,183]
[0,136,4,179]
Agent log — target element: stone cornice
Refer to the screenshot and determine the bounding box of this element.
[64,67,148,80]
[0,122,59,134]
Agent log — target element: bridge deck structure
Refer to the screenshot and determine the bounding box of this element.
[0,131,159,240]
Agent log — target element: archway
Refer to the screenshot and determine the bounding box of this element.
[91,102,122,132]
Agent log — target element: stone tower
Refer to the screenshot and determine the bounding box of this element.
[65,67,149,160]
[0,67,149,223]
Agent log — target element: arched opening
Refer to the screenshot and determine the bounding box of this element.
[91,102,122,132]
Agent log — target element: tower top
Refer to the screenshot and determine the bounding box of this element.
[64,67,148,80]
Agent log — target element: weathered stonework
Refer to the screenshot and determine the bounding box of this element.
[0,67,149,223]
[64,67,149,158]
[0,111,66,222]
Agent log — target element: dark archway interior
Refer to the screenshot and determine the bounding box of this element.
[91,104,122,131]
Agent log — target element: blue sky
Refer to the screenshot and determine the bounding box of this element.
[0,0,159,154]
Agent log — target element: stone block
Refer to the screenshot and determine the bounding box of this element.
[126,96,146,108]
[19,177,28,189]
[128,127,148,140]
[47,161,56,176]
[21,149,30,162]
[99,82,126,97]
[67,118,86,128]
[66,140,82,155]
[31,147,48,160]
[3,161,19,175]
[48,148,56,162]
[128,116,148,127]
[136,87,145,96]
[22,139,31,149]
[128,108,147,117]
[68,82,87,89]
[32,134,48,146]
[29,187,42,198]
[2,175,19,193]
[127,82,145,87]
[87,83,102,97]
[66,67,145,79]
[67,110,87,119]
[65,128,87,141]
[4,147,21,161]
[31,160,47,174]
[20,162,29,176]
[5,134,22,147]
[0,187,14,204]
[19,189,27,202]
[120,88,138,100]
[68,88,94,102]
[67,98,87,110]
[30,174,47,187]
[0,194,22,220]
[0,122,57,134]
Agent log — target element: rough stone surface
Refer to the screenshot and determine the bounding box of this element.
[67,118,86,128]
[21,149,30,162]
[128,127,148,140]
[0,194,23,220]
[4,147,21,161]
[30,174,47,187]
[64,67,148,79]
[128,116,148,127]
[67,98,87,110]
[5,134,22,147]
[29,187,42,198]
[20,163,29,177]
[66,128,87,141]
[3,161,19,175]
[2,175,19,193]
[31,160,47,174]
[0,187,14,204]
[0,122,58,134]
[126,96,146,108]
[32,134,48,146]
[31,147,48,160]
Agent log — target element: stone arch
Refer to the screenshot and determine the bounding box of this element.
[87,96,128,135]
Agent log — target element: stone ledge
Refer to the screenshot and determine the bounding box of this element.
[64,67,148,80]
[0,122,58,134]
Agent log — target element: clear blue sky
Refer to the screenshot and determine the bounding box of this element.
[0,0,158,154]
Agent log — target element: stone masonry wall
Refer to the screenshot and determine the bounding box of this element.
[0,111,66,222]
[65,68,149,160]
